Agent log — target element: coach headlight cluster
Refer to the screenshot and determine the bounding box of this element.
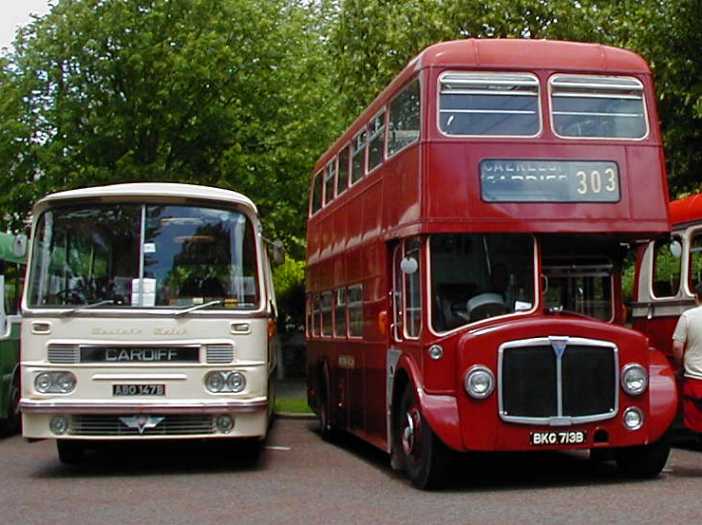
[205,371,247,393]
[621,363,648,396]
[464,365,495,399]
[34,372,76,394]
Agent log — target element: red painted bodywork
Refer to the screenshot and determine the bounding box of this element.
[306,39,675,454]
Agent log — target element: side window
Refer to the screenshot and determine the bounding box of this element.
[689,232,702,294]
[323,161,336,206]
[368,111,385,172]
[351,130,367,184]
[388,79,420,155]
[334,288,347,337]
[652,237,682,298]
[348,284,363,338]
[312,294,321,336]
[403,238,422,338]
[311,171,323,215]
[392,244,403,340]
[337,146,350,196]
[321,291,333,337]
[2,262,22,316]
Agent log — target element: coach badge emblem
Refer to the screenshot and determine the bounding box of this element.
[119,415,165,434]
[549,336,569,358]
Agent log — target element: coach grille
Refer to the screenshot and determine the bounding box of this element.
[499,337,618,425]
[206,344,235,364]
[69,415,215,436]
[47,345,80,364]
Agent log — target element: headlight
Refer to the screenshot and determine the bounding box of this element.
[34,372,76,394]
[205,371,226,393]
[621,363,648,396]
[464,365,495,399]
[226,371,246,393]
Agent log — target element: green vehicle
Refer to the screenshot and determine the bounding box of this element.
[0,233,27,436]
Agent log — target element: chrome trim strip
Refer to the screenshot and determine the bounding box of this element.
[497,336,619,426]
[19,398,267,414]
[91,374,189,381]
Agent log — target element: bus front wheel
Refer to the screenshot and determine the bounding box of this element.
[318,375,336,442]
[0,372,20,436]
[57,440,85,465]
[394,386,448,490]
[615,438,670,478]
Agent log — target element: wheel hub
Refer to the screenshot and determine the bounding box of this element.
[401,407,421,456]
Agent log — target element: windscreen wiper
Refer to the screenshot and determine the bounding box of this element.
[174,299,224,316]
[61,299,115,316]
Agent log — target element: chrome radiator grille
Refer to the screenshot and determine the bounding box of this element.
[47,345,80,364]
[69,415,215,436]
[498,337,618,425]
[206,344,235,364]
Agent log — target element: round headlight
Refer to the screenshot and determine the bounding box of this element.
[621,364,648,396]
[35,373,52,393]
[623,407,644,430]
[215,415,234,433]
[205,371,226,393]
[227,371,246,393]
[56,372,77,393]
[464,366,495,399]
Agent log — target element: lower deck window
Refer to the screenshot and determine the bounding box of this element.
[348,284,363,337]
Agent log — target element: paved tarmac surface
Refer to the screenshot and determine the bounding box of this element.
[1,419,702,525]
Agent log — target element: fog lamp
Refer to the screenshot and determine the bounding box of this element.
[50,415,69,435]
[205,371,226,393]
[623,407,644,431]
[215,415,234,434]
[621,364,648,396]
[464,366,495,400]
[227,372,246,393]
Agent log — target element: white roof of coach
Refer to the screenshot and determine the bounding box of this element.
[34,183,258,213]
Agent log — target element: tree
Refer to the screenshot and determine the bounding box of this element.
[0,0,340,256]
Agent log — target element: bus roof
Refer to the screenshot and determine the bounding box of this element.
[314,38,651,171]
[34,183,258,214]
[670,194,702,227]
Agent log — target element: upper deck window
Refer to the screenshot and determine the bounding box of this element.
[439,72,540,136]
[311,171,323,214]
[368,111,385,172]
[550,75,647,139]
[351,130,367,184]
[388,79,420,155]
[337,146,350,196]
[323,161,336,206]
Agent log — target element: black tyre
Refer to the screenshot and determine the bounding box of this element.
[57,440,85,465]
[615,438,671,478]
[0,373,20,437]
[394,386,448,490]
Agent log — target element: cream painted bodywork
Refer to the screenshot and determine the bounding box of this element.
[20,183,275,441]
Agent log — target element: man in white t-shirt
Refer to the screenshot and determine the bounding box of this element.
[672,282,702,432]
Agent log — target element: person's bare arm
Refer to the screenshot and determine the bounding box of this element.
[672,340,685,368]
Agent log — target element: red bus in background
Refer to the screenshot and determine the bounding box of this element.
[633,195,702,371]
[305,39,677,489]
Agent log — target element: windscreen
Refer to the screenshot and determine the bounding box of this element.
[430,234,535,332]
[27,204,259,309]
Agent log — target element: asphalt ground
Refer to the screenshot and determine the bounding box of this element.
[1,419,701,525]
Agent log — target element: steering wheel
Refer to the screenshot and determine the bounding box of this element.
[467,293,508,322]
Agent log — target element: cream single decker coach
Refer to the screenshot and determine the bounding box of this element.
[20,183,278,463]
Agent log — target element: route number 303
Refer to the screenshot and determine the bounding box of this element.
[576,168,617,195]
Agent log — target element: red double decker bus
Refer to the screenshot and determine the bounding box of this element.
[305,39,677,489]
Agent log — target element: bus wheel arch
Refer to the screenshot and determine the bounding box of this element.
[318,360,335,441]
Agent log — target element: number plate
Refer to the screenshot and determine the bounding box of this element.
[529,431,587,446]
[113,384,165,396]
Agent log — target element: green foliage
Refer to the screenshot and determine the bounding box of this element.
[273,257,305,326]
[0,0,340,255]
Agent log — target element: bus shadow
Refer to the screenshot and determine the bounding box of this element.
[32,439,270,479]
[314,422,664,492]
